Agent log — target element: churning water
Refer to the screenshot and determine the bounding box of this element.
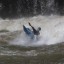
[0,15,64,46]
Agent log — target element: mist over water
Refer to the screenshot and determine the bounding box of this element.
[0,15,64,46]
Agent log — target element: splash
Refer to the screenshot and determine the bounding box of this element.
[0,15,64,46]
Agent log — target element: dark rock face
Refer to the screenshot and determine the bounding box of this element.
[0,0,64,18]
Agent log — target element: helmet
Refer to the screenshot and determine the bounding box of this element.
[38,27,41,31]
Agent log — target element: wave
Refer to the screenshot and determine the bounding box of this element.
[0,15,64,46]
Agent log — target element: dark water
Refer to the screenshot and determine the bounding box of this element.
[0,0,64,18]
[0,42,64,64]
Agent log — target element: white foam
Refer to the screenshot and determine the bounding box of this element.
[0,15,64,46]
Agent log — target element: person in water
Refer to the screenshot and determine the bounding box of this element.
[23,23,41,39]
[28,22,41,35]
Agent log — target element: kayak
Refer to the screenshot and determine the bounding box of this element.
[23,25,34,39]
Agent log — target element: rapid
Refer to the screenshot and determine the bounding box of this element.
[0,15,64,47]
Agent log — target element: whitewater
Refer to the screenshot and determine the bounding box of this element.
[0,15,64,46]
